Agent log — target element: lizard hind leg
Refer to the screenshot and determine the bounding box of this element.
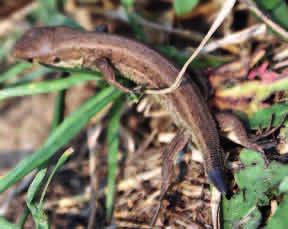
[150,130,190,227]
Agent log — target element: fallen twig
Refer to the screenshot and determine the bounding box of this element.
[203,24,266,53]
[240,0,288,40]
[145,0,237,95]
[0,2,38,37]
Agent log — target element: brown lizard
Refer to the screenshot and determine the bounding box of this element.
[12,26,264,202]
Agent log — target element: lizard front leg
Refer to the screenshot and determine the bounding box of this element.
[94,58,134,93]
[215,112,268,165]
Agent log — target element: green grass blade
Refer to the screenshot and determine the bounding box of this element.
[0,73,100,100]
[18,91,66,227]
[26,169,49,229]
[0,217,20,229]
[39,148,73,207]
[26,169,47,205]
[106,97,124,221]
[0,87,122,193]
[50,90,66,132]
[17,207,30,228]
[27,149,73,228]
[0,63,31,84]
[9,67,51,86]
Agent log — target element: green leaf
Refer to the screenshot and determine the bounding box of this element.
[106,97,124,220]
[37,0,57,11]
[219,77,288,103]
[173,0,199,15]
[235,150,288,203]
[0,87,122,193]
[255,0,288,30]
[223,150,288,228]
[247,103,288,129]
[235,150,269,204]
[243,209,262,229]
[272,3,288,30]
[0,72,99,100]
[223,195,261,229]
[266,194,288,229]
[279,176,288,193]
[255,0,282,10]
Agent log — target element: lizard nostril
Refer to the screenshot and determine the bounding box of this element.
[53,57,61,63]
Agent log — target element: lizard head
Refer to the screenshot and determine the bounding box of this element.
[13,27,56,63]
[12,27,83,68]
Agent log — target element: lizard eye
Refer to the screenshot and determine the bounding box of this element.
[53,57,61,63]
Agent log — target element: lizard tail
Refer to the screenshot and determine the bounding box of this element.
[208,167,227,194]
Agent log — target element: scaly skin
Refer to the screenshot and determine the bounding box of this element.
[12,26,227,193]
